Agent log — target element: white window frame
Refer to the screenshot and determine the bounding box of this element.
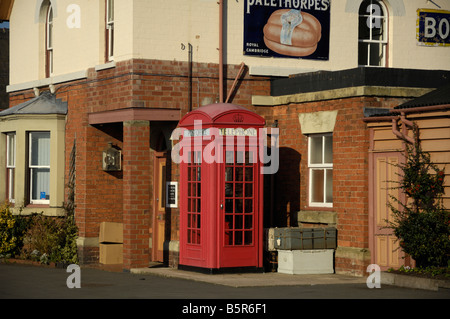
[308,134,333,207]
[358,0,388,67]
[46,5,54,76]
[6,133,16,203]
[106,0,114,61]
[29,132,51,205]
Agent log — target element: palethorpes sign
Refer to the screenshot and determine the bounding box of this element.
[171,121,279,175]
[244,0,330,60]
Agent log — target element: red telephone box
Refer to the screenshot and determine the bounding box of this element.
[177,103,265,273]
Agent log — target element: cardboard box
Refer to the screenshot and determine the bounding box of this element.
[99,243,123,264]
[99,222,123,243]
[277,249,334,275]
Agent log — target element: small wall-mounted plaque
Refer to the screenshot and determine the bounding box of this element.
[166,182,178,208]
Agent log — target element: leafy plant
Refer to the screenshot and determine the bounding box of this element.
[21,207,78,265]
[0,203,31,258]
[388,124,450,268]
[0,203,17,256]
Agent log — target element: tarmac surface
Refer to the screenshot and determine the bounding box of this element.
[0,262,448,316]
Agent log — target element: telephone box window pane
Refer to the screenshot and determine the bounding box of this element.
[196,215,201,228]
[235,231,243,245]
[225,167,233,181]
[244,215,253,229]
[191,182,196,196]
[225,199,233,213]
[235,215,243,229]
[197,198,201,212]
[226,151,234,164]
[245,167,253,181]
[236,151,244,165]
[245,199,253,213]
[235,167,243,181]
[244,231,253,245]
[225,183,233,197]
[245,183,253,197]
[235,184,243,197]
[225,214,233,229]
[235,199,243,214]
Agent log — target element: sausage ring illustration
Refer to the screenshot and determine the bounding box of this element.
[263,9,322,57]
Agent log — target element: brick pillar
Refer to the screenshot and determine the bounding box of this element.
[123,120,151,270]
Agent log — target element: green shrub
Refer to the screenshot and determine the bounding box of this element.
[388,124,450,268]
[1,198,78,265]
[22,211,78,265]
[0,203,31,258]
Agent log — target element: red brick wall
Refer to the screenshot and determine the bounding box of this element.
[123,121,152,269]
[7,58,270,267]
[8,56,417,274]
[254,96,410,275]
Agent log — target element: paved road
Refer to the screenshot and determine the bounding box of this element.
[0,263,448,316]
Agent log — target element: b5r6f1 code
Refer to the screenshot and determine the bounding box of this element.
[226,304,266,314]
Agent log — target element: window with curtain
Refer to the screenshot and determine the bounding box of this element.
[29,132,51,204]
[6,133,16,203]
[358,0,388,67]
[106,0,114,61]
[308,134,333,207]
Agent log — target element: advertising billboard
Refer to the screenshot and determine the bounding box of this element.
[244,0,330,60]
[416,9,450,47]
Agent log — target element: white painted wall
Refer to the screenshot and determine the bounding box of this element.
[8,0,450,88]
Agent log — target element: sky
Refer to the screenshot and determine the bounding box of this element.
[0,21,10,28]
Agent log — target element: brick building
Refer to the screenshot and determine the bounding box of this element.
[1,0,449,276]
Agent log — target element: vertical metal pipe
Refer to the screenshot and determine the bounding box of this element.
[188,43,193,112]
[219,0,224,103]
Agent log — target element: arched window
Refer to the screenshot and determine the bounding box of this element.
[358,0,388,67]
[46,4,53,77]
[106,0,114,62]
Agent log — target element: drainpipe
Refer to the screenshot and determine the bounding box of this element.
[219,0,224,103]
[188,43,193,112]
[391,114,415,145]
